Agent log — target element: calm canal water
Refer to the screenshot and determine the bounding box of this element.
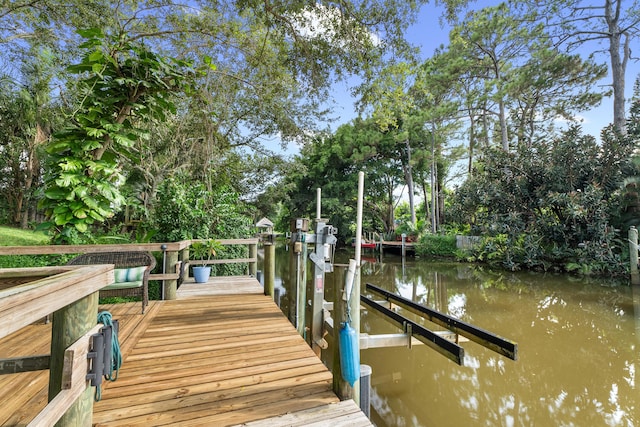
[267,247,639,427]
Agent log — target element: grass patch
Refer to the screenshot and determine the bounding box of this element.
[0,225,50,246]
[0,225,66,268]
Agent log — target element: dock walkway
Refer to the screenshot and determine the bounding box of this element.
[1,276,372,426]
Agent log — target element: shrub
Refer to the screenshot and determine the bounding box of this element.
[449,122,639,275]
[415,234,457,258]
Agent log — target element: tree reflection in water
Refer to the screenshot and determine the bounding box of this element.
[269,247,637,426]
[358,255,636,426]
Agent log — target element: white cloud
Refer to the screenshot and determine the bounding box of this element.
[292,4,381,48]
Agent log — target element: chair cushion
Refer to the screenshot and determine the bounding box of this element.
[104,280,143,290]
[113,266,147,283]
[109,266,146,290]
[114,268,129,283]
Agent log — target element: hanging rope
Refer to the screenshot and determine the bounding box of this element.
[345,280,353,325]
[95,311,122,401]
[343,259,358,324]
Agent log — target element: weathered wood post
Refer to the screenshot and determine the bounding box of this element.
[160,244,168,300]
[48,292,98,426]
[333,267,352,400]
[249,242,258,277]
[290,219,309,337]
[630,226,639,285]
[264,238,275,298]
[179,245,189,284]
[288,240,298,325]
[164,249,179,300]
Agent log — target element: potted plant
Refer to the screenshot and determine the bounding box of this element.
[190,239,223,283]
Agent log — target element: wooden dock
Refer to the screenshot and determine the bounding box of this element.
[0,276,372,426]
[380,240,415,254]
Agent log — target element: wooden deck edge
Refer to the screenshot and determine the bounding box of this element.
[177,276,263,298]
[117,301,164,360]
[230,399,373,427]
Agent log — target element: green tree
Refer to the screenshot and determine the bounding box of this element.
[1,1,448,237]
[525,0,640,132]
[411,54,465,231]
[282,130,361,242]
[39,29,193,241]
[450,120,638,273]
[361,62,422,227]
[282,117,447,240]
[444,3,606,151]
[151,174,254,242]
[444,0,638,133]
[0,46,57,228]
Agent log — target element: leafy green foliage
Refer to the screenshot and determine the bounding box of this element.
[191,239,223,262]
[152,177,214,242]
[39,29,193,242]
[0,45,57,228]
[450,119,639,274]
[151,174,254,243]
[0,254,74,269]
[209,245,249,277]
[415,234,457,258]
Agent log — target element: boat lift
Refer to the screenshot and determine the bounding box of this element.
[289,190,518,367]
[321,283,518,366]
[290,183,517,399]
[362,283,518,365]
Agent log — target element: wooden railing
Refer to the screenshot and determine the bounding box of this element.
[0,265,113,426]
[185,238,259,272]
[0,238,259,425]
[0,239,259,300]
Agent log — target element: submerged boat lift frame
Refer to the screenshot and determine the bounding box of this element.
[361,293,466,365]
[365,283,518,363]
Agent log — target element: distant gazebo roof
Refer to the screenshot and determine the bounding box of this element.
[255,217,274,229]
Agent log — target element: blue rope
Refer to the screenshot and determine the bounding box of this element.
[95,311,122,401]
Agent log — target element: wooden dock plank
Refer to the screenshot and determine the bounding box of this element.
[0,371,49,426]
[233,400,372,427]
[176,275,263,298]
[93,372,334,422]
[175,390,340,427]
[0,322,51,423]
[93,288,344,426]
[0,301,160,427]
[2,278,372,426]
[100,357,331,396]
[110,347,320,386]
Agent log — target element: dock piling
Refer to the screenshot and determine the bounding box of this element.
[164,250,179,300]
[264,239,275,297]
[360,365,372,418]
[249,242,258,277]
[630,226,639,285]
[333,267,352,400]
[48,292,99,426]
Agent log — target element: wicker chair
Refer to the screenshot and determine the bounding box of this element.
[67,251,156,314]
